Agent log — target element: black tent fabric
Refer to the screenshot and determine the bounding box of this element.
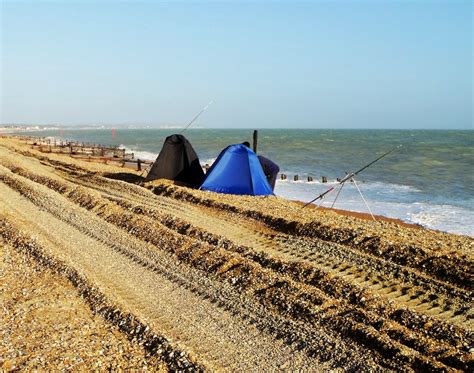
[145,134,205,187]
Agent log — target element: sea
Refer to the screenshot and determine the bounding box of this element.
[13,128,474,237]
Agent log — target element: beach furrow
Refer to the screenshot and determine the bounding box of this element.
[0,179,332,371]
[0,162,471,370]
[9,155,467,333]
[0,168,397,370]
[149,182,474,290]
[97,184,471,330]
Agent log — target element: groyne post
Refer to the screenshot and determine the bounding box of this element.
[253,130,258,153]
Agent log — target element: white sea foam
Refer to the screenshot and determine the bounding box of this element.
[275,179,473,236]
[119,144,158,161]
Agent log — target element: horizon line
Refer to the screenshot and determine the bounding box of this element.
[1,124,472,131]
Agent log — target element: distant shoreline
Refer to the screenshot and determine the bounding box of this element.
[2,126,473,132]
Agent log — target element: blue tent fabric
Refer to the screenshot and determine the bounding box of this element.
[201,144,274,196]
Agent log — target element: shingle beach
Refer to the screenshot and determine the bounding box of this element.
[1,136,472,371]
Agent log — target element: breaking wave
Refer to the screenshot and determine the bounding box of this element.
[275,180,473,236]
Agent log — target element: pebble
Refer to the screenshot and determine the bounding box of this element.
[0,243,165,371]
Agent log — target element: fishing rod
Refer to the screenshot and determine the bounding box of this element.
[301,145,401,208]
[180,100,213,134]
[139,100,213,178]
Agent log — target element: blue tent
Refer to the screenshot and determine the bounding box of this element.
[201,144,274,196]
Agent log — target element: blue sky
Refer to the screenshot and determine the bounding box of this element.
[1,0,472,129]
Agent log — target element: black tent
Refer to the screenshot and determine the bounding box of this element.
[145,134,204,187]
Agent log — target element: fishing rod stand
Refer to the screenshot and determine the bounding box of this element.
[318,177,377,222]
[302,145,400,211]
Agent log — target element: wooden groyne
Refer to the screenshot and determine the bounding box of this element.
[3,135,334,180]
[7,135,153,171]
[280,173,331,183]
